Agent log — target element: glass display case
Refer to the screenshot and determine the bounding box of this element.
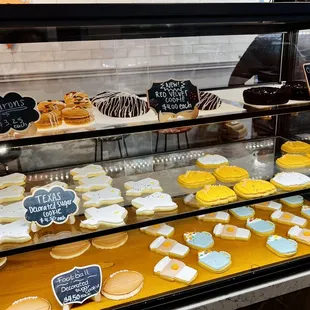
[2,2,310,310]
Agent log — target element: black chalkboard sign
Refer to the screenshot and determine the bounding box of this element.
[23,186,78,227]
[303,63,310,95]
[0,92,40,134]
[147,79,199,115]
[52,265,102,307]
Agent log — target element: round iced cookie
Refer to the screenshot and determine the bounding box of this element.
[246,218,275,237]
[183,232,214,251]
[266,235,297,257]
[301,205,310,219]
[280,195,304,208]
[198,250,231,273]
[196,154,229,169]
[177,171,216,188]
[229,206,255,220]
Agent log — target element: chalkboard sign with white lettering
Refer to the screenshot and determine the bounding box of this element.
[23,186,78,229]
[147,79,199,118]
[303,63,310,95]
[0,92,39,134]
[52,265,102,308]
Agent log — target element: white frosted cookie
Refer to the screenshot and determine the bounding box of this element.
[154,256,197,285]
[70,164,106,180]
[213,223,251,241]
[0,173,26,189]
[0,201,26,223]
[271,210,307,227]
[140,223,174,237]
[80,204,128,229]
[124,178,163,196]
[132,192,178,215]
[270,172,310,191]
[252,201,282,211]
[76,175,113,192]
[196,154,229,169]
[0,219,31,244]
[0,186,25,203]
[150,236,189,258]
[30,181,68,194]
[197,211,230,223]
[82,187,124,207]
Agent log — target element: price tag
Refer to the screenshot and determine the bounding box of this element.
[303,63,310,95]
[23,186,78,228]
[147,79,199,122]
[52,265,102,308]
[0,92,39,134]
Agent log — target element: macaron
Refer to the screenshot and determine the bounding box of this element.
[5,297,51,310]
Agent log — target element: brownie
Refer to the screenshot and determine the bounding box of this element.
[281,81,310,100]
[243,87,291,105]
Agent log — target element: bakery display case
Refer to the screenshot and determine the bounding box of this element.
[3,2,310,310]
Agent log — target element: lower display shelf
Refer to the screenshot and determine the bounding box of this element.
[2,202,310,310]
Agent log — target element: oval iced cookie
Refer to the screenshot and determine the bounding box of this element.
[196,185,237,207]
[280,195,304,208]
[183,232,214,251]
[124,178,163,196]
[0,173,26,190]
[234,179,277,199]
[301,205,310,219]
[246,218,275,237]
[5,297,51,310]
[150,236,189,258]
[266,235,297,257]
[196,154,229,169]
[270,172,310,191]
[198,250,231,273]
[70,164,106,180]
[197,211,230,223]
[276,154,310,169]
[177,171,216,188]
[288,226,310,246]
[92,232,128,249]
[281,141,310,154]
[252,201,282,211]
[50,240,91,259]
[271,210,307,227]
[213,223,251,241]
[213,165,249,183]
[140,223,174,238]
[229,206,255,220]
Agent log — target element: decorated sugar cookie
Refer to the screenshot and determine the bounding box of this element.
[281,141,310,154]
[0,173,26,189]
[229,206,255,220]
[0,201,26,223]
[301,205,310,219]
[246,218,275,237]
[82,187,124,207]
[80,204,128,229]
[0,219,31,244]
[271,210,307,227]
[276,154,310,169]
[280,195,304,208]
[154,256,197,284]
[252,201,282,211]
[213,223,251,241]
[140,223,174,238]
[132,192,178,215]
[5,297,51,310]
[0,186,25,203]
[183,232,214,251]
[150,236,189,258]
[70,164,106,180]
[76,175,113,192]
[213,165,249,183]
[177,171,216,188]
[196,185,237,207]
[233,179,276,199]
[196,154,229,169]
[288,226,310,246]
[266,235,297,257]
[198,250,231,273]
[124,178,163,196]
[31,181,68,194]
[271,172,310,191]
[197,211,230,223]
[183,193,203,208]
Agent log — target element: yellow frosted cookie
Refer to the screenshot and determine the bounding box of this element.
[270,172,310,191]
[233,179,277,199]
[183,194,204,208]
[196,185,237,207]
[213,165,249,183]
[196,154,229,169]
[276,154,310,169]
[177,171,216,188]
[281,141,310,154]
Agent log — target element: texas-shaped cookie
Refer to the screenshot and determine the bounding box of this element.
[0,173,26,189]
[0,185,25,203]
[82,187,124,207]
[76,175,113,192]
[0,201,26,223]
[124,178,163,196]
[80,205,128,229]
[70,164,106,180]
[132,192,178,215]
[31,181,68,194]
[0,219,31,244]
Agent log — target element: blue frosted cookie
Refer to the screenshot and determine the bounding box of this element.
[266,235,297,257]
[229,206,255,220]
[184,232,214,251]
[198,250,231,273]
[246,218,275,237]
[280,195,304,208]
